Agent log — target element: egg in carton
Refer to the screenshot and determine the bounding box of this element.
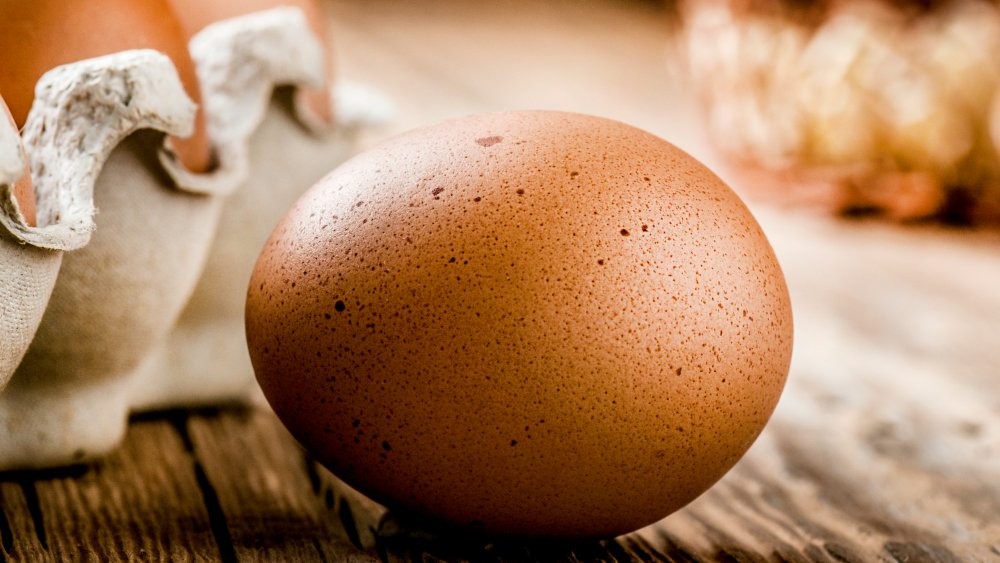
[0,49,219,470]
[0,0,235,470]
[132,3,392,411]
[0,1,365,470]
[677,0,1000,223]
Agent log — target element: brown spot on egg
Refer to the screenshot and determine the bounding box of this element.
[246,110,793,539]
[475,135,503,147]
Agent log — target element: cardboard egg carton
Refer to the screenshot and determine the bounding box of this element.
[0,7,391,471]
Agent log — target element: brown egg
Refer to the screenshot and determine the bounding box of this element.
[0,0,212,172]
[246,111,794,538]
[1,96,34,227]
[168,0,335,124]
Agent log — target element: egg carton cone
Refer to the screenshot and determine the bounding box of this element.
[0,50,217,470]
[131,7,393,413]
[0,7,392,472]
[676,0,1000,223]
[0,3,384,470]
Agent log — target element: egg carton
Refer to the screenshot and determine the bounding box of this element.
[676,0,1000,223]
[0,7,392,471]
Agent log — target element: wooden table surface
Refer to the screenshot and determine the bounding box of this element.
[3,0,1000,561]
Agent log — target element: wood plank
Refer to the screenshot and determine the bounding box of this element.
[0,415,221,561]
[183,408,379,562]
[1,392,996,561]
[0,481,49,562]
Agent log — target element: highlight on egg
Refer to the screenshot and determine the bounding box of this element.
[246,110,793,538]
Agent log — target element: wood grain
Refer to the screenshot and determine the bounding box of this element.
[183,408,376,562]
[1,0,999,561]
[0,414,220,561]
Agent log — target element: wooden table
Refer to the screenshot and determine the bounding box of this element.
[3,0,999,560]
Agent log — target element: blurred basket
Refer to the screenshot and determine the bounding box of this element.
[676,0,1000,223]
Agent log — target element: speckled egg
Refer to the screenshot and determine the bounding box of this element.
[245,111,793,539]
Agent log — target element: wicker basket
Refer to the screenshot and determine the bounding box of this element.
[677,0,1000,223]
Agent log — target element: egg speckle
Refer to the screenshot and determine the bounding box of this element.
[246,110,793,538]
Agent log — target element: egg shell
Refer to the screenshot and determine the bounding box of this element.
[246,110,793,538]
[0,0,212,172]
[1,97,35,227]
[169,0,327,46]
